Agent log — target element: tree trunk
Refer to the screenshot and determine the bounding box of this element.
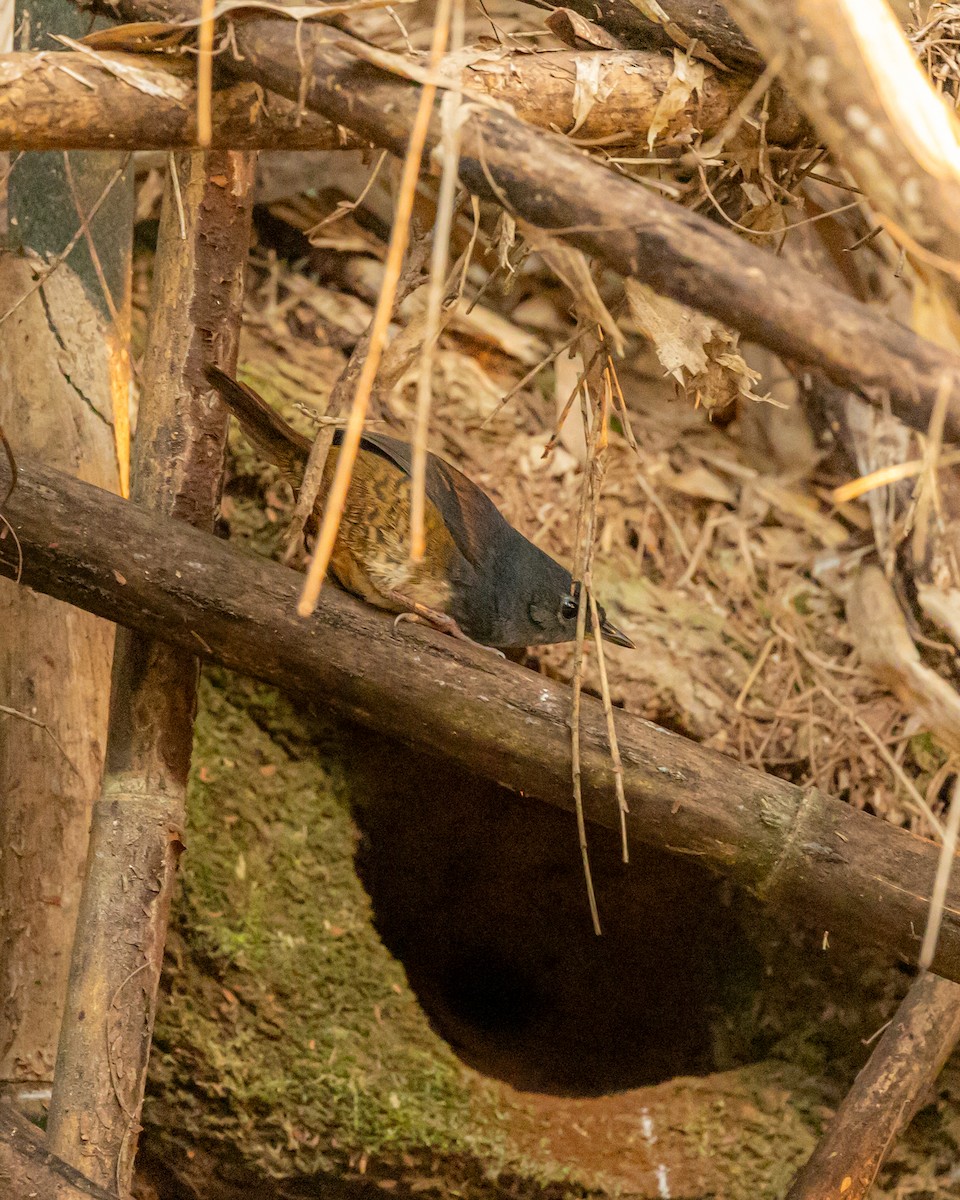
[0,0,131,1105]
[45,150,254,1197]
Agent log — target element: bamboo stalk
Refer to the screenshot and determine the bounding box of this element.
[724,0,960,308]
[44,149,254,1197]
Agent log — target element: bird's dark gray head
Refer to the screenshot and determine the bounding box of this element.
[463,528,634,650]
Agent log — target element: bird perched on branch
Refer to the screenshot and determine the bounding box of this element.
[205,365,633,651]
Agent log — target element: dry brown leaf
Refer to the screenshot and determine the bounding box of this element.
[545,9,623,50]
[55,36,193,99]
[570,54,613,134]
[647,48,705,149]
[660,465,736,504]
[623,278,768,411]
[848,565,960,754]
[623,0,726,69]
[751,479,848,548]
[917,583,960,649]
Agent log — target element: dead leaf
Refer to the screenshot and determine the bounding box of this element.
[647,48,705,149]
[624,278,769,412]
[55,36,193,100]
[545,9,623,50]
[849,566,960,754]
[661,465,736,505]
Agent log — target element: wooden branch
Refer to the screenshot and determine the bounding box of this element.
[0,51,351,150]
[4,454,960,983]
[785,973,960,1200]
[45,151,254,1197]
[77,0,960,440]
[0,48,804,151]
[724,0,960,305]
[534,0,760,67]
[0,1102,118,1200]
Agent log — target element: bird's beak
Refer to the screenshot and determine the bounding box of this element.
[599,616,635,649]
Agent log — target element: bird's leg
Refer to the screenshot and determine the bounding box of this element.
[390,597,505,658]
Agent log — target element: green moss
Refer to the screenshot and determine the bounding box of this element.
[148,670,508,1177]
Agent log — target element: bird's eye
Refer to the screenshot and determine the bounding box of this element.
[560,595,579,620]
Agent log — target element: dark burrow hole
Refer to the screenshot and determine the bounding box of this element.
[347,735,902,1098]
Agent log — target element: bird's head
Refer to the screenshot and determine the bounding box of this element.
[476,536,634,650]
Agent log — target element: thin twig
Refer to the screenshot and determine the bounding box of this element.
[0,704,81,778]
[480,329,583,428]
[913,371,953,566]
[920,772,960,971]
[0,157,129,329]
[832,447,960,504]
[590,572,628,862]
[305,149,388,238]
[411,0,464,562]
[297,0,454,616]
[570,365,602,935]
[168,152,186,239]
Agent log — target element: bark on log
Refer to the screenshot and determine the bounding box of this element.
[724,0,960,308]
[0,51,351,150]
[3,453,960,983]
[46,151,254,1197]
[785,973,960,1200]
[74,0,960,440]
[534,0,760,67]
[0,1102,118,1200]
[0,48,805,151]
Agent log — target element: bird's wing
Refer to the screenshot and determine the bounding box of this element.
[351,431,501,570]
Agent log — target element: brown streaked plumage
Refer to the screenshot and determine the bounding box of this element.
[205,365,634,651]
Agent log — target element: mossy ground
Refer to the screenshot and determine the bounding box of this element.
[146,669,510,1179]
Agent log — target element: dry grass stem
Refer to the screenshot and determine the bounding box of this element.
[831,447,960,504]
[920,773,960,971]
[297,0,454,616]
[590,581,628,862]
[197,0,217,147]
[570,372,602,935]
[913,372,954,566]
[411,0,465,562]
[0,156,129,328]
[0,704,80,777]
[168,151,187,238]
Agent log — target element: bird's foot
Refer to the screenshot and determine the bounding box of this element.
[391,603,505,658]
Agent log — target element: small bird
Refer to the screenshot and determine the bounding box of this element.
[205,365,634,651]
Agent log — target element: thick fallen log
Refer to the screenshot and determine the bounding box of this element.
[2,452,960,980]
[76,0,960,440]
[0,1102,117,1200]
[785,973,960,1200]
[0,48,803,151]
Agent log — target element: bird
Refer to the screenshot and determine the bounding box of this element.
[204,365,634,651]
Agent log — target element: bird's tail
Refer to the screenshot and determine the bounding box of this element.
[204,365,311,482]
